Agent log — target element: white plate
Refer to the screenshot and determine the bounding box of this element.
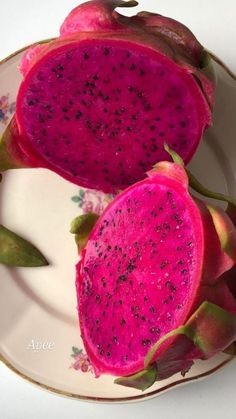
[0,45,235,403]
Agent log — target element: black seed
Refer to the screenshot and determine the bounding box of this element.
[142,339,151,347]
[160,261,168,269]
[118,274,127,283]
[130,64,136,70]
[84,52,89,60]
[181,269,188,275]
[137,91,144,98]
[120,318,126,326]
[95,295,101,303]
[28,99,36,106]
[113,336,118,343]
[150,307,155,313]
[127,262,135,273]
[38,114,45,123]
[139,69,145,76]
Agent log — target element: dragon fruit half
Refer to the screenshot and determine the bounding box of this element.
[73,160,236,390]
[0,0,215,193]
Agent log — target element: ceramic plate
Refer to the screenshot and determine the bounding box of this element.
[0,45,235,403]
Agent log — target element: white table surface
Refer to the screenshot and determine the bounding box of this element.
[0,1,236,418]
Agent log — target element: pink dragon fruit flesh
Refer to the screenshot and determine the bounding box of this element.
[0,0,215,193]
[73,160,236,390]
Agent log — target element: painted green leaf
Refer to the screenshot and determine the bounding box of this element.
[79,189,85,198]
[0,224,48,267]
[71,196,81,203]
[72,346,81,355]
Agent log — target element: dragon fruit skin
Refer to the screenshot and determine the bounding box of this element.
[0,0,214,193]
[76,162,236,378]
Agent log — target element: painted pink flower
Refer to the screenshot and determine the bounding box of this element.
[72,188,113,215]
[70,347,94,374]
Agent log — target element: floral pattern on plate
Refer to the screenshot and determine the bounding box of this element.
[70,346,94,374]
[72,188,113,215]
[0,95,15,125]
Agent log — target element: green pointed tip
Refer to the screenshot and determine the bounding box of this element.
[70,213,99,252]
[187,170,236,207]
[163,144,236,214]
[0,224,48,267]
[164,143,184,166]
[200,50,212,70]
[114,365,157,391]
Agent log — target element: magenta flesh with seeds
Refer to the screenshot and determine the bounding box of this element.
[16,39,210,193]
[77,172,204,376]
